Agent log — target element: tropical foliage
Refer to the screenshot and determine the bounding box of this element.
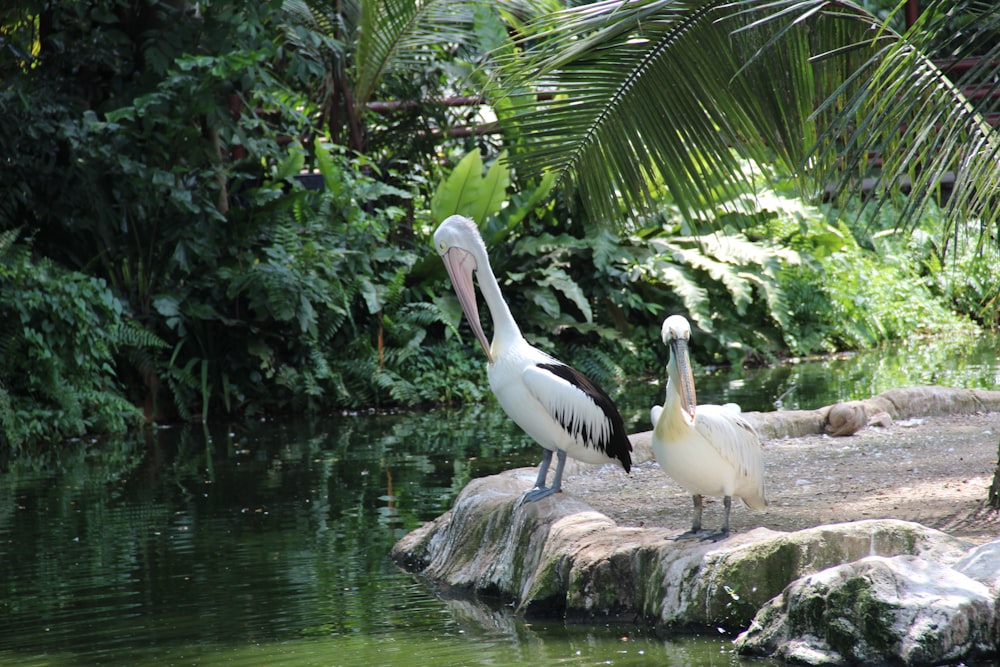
[0,0,997,452]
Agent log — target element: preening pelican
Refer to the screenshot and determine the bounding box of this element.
[434,215,632,502]
[651,315,767,540]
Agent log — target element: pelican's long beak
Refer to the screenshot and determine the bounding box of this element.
[440,246,493,363]
[670,338,697,423]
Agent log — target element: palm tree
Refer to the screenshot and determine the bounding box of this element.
[495,0,1000,237]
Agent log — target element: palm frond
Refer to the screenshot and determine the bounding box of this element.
[353,0,480,106]
[498,0,1000,239]
[500,0,767,225]
[786,0,1000,232]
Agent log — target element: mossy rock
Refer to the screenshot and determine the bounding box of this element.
[737,555,997,665]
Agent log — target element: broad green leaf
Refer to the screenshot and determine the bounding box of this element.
[431,150,509,224]
[431,150,483,222]
[274,142,306,181]
[359,278,381,314]
[315,141,343,197]
[540,266,593,323]
[526,287,561,319]
[467,150,510,224]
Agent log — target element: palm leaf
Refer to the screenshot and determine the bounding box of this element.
[497,0,1000,239]
[354,0,480,107]
[500,0,768,225]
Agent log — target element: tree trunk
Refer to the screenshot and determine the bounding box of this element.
[989,438,1000,509]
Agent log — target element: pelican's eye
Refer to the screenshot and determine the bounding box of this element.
[437,240,447,253]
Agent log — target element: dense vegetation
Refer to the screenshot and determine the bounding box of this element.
[1,0,997,451]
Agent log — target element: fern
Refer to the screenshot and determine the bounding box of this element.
[0,227,21,257]
[0,382,21,452]
[561,344,624,392]
[115,318,170,349]
[373,368,421,406]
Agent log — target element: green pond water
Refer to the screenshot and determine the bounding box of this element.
[1,334,998,666]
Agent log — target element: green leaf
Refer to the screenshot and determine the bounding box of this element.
[472,150,511,224]
[430,150,510,224]
[359,279,381,314]
[274,141,306,181]
[525,287,561,319]
[540,266,592,323]
[431,150,482,221]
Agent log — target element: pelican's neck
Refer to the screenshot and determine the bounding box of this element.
[655,356,687,438]
[475,258,522,351]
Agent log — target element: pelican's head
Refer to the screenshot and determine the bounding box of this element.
[433,215,492,362]
[662,315,697,423]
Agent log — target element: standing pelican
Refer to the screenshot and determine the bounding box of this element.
[651,315,767,540]
[434,215,631,502]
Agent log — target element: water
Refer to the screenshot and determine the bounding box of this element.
[634,332,1000,417]
[1,333,997,666]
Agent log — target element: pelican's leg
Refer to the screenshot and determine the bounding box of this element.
[692,494,704,533]
[670,494,704,540]
[548,450,568,493]
[533,450,553,488]
[521,450,558,503]
[700,496,732,542]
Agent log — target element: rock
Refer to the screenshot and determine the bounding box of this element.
[736,555,998,665]
[392,468,972,631]
[953,538,1000,592]
[743,408,826,440]
[864,386,1000,421]
[695,386,1000,442]
[867,410,893,428]
[825,401,868,436]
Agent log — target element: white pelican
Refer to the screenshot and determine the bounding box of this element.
[651,315,767,540]
[433,215,632,502]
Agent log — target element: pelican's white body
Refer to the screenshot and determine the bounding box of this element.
[489,338,616,465]
[651,315,767,535]
[651,400,767,507]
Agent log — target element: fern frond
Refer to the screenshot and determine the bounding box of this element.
[669,243,754,315]
[562,344,624,391]
[640,255,712,332]
[0,227,21,257]
[115,318,170,349]
[397,301,446,327]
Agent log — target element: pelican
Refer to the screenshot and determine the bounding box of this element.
[433,214,632,502]
[651,315,767,540]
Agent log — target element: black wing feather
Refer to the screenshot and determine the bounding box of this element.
[538,362,632,472]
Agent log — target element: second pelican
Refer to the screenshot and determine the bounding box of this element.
[651,315,768,540]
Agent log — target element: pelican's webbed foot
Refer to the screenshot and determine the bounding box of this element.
[668,528,714,541]
[520,486,559,504]
[698,529,729,542]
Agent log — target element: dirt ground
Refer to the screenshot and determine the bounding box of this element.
[568,412,1000,545]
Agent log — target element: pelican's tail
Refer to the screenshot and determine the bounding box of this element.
[650,405,663,427]
[741,488,769,510]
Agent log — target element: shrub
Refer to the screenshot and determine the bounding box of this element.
[0,232,143,450]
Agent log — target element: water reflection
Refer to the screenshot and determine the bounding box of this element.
[630,332,1000,417]
[0,413,767,666]
[0,333,997,666]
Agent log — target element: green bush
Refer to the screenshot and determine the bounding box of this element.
[0,232,142,450]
